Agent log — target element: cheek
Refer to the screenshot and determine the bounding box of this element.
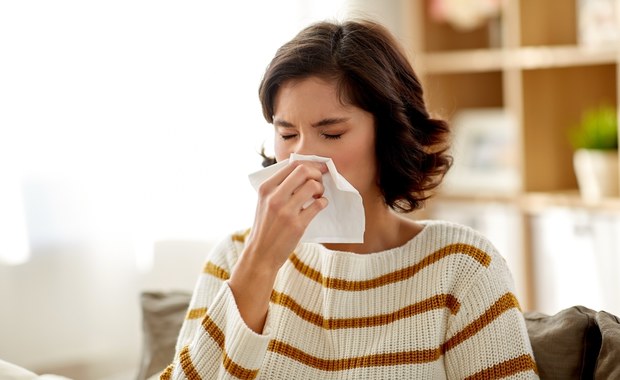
[331,146,377,190]
[274,139,290,162]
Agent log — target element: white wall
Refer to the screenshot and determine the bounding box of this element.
[0,242,142,374]
[0,238,212,378]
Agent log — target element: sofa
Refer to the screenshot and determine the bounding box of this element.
[137,291,620,380]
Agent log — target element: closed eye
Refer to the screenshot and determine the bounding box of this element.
[321,133,343,140]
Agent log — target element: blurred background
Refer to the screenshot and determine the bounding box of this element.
[1,0,619,378]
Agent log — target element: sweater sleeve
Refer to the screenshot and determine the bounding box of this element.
[444,248,539,379]
[161,233,272,380]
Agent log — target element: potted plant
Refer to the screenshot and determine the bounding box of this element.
[569,105,619,201]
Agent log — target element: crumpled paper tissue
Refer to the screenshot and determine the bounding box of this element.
[248,153,365,243]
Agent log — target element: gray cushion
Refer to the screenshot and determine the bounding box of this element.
[136,291,192,380]
[594,311,620,379]
[524,306,600,380]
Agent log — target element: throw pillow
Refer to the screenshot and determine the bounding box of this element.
[524,306,601,380]
[594,311,620,379]
[136,291,192,380]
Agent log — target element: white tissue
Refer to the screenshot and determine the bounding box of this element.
[248,153,365,243]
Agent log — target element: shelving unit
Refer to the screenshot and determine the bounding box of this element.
[403,0,620,311]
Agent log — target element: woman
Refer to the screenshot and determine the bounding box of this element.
[162,19,538,379]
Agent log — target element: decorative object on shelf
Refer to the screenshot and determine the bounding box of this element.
[441,108,520,196]
[429,0,502,31]
[570,105,619,201]
[577,0,620,47]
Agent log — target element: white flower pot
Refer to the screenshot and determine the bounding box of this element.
[573,149,619,201]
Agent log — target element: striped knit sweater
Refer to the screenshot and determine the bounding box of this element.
[162,220,539,379]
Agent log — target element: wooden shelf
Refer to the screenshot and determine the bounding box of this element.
[422,49,504,73]
[514,45,618,70]
[433,191,620,213]
[521,191,620,214]
[433,192,519,204]
[422,45,619,74]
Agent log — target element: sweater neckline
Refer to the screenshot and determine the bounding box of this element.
[298,220,438,259]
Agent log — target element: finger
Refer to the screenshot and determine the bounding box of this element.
[289,179,325,210]
[258,161,327,196]
[272,162,327,199]
[299,196,328,225]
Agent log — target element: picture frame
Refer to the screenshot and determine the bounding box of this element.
[441,108,520,196]
[577,0,620,47]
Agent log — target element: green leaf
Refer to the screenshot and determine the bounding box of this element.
[569,106,618,150]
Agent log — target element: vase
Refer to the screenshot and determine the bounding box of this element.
[573,149,619,201]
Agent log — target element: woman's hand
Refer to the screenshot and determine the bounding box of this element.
[229,160,329,333]
[247,160,329,269]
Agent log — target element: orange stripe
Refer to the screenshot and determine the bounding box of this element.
[202,314,225,350]
[201,229,250,280]
[465,354,538,379]
[232,229,251,243]
[201,314,259,379]
[180,346,202,380]
[442,293,521,353]
[266,292,523,372]
[268,340,441,370]
[159,364,173,380]
[270,290,460,329]
[289,243,491,291]
[203,261,230,280]
[222,351,259,379]
[187,307,207,320]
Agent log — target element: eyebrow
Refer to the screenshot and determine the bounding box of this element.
[273,117,350,128]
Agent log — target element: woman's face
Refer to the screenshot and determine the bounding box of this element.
[273,76,379,199]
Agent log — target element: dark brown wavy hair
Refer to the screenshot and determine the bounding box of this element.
[258,19,452,212]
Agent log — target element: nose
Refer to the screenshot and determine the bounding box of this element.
[293,135,316,156]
